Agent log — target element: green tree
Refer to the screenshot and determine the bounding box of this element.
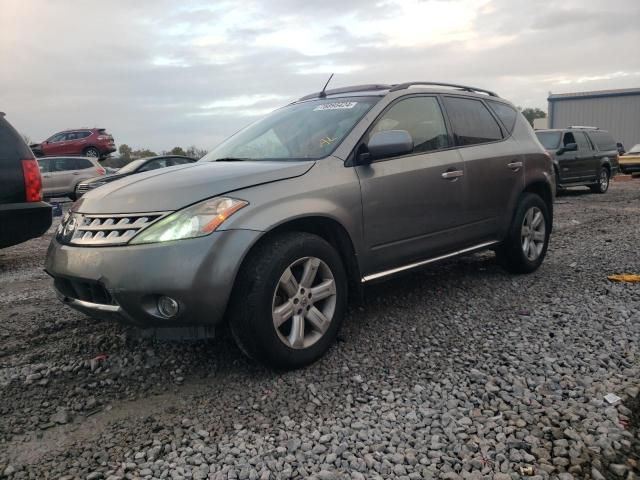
[119,144,132,161]
[132,149,157,159]
[519,107,547,127]
[185,145,208,159]
[169,146,187,156]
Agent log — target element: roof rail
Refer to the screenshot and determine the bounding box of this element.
[389,82,499,97]
[298,84,392,101]
[568,125,599,130]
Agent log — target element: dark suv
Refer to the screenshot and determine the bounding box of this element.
[46,82,554,368]
[535,127,619,194]
[0,112,52,248]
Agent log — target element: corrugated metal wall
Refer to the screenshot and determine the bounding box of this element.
[549,94,640,149]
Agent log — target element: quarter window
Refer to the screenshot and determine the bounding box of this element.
[370,96,450,155]
[443,97,503,146]
[487,100,518,135]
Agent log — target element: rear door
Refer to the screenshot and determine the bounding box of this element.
[442,96,523,241]
[74,158,100,182]
[355,95,467,274]
[573,131,596,179]
[38,158,54,196]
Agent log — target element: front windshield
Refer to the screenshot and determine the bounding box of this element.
[535,131,561,150]
[628,144,640,154]
[118,158,147,174]
[201,97,380,162]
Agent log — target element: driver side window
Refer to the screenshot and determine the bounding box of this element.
[370,96,450,156]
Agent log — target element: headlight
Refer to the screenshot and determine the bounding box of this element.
[129,197,248,244]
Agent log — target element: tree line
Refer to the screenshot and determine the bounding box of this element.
[103,144,209,167]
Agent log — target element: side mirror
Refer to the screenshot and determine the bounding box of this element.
[360,130,413,163]
[557,142,577,155]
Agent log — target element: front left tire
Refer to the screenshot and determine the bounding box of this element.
[228,232,347,369]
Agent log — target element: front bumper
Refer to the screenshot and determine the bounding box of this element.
[619,161,640,173]
[45,229,262,327]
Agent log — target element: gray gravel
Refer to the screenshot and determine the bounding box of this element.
[1,184,639,479]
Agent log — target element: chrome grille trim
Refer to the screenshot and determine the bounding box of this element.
[57,211,171,246]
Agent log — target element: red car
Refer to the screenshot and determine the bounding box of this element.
[35,128,116,158]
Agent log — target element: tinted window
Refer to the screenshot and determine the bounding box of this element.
[48,133,66,143]
[487,101,518,134]
[78,131,91,139]
[52,158,78,172]
[573,131,591,151]
[171,157,193,165]
[443,97,503,146]
[370,96,450,154]
[139,159,168,172]
[535,131,561,150]
[563,132,576,147]
[37,159,51,173]
[65,132,79,140]
[588,131,616,151]
[74,158,93,169]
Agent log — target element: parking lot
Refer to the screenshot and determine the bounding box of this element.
[0,182,638,479]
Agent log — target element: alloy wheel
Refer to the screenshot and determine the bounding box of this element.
[272,256,337,349]
[521,206,546,261]
[600,169,609,191]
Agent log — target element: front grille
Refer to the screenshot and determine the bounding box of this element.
[76,184,92,195]
[57,212,169,246]
[54,277,114,305]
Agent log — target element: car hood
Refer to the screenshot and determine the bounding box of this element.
[74,161,316,214]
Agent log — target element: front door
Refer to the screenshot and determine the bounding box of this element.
[354,95,467,275]
[556,131,582,182]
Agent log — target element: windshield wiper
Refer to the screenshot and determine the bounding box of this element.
[214,157,251,162]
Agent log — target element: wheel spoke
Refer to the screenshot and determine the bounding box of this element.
[300,257,320,288]
[533,231,545,242]
[532,211,543,228]
[288,315,305,348]
[273,300,294,328]
[527,240,534,259]
[279,268,299,297]
[522,237,529,254]
[521,226,529,238]
[525,209,534,226]
[306,306,330,334]
[310,279,336,302]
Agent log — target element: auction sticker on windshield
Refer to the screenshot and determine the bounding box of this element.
[314,102,358,111]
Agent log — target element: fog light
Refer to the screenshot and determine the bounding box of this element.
[157,296,179,318]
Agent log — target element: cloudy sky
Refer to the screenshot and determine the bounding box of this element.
[1,0,639,152]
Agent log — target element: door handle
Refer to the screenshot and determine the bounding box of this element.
[508,161,523,170]
[72,172,80,175]
[441,169,464,180]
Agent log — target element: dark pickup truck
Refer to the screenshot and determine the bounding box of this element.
[0,112,51,248]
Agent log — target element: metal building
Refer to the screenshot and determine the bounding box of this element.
[548,87,640,149]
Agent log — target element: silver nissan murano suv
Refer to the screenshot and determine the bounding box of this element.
[46,82,554,369]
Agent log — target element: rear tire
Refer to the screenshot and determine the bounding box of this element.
[228,232,347,369]
[589,167,609,193]
[496,193,551,274]
[84,147,100,158]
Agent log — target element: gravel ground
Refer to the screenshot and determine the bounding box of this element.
[0,183,639,480]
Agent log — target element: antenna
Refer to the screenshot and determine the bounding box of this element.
[318,73,334,98]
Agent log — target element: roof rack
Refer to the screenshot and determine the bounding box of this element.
[298,84,392,101]
[568,125,599,130]
[389,82,499,97]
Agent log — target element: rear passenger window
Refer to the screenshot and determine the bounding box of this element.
[52,158,77,171]
[588,131,617,151]
[371,96,450,154]
[443,97,503,146]
[487,101,518,134]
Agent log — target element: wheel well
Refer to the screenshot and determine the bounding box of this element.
[523,181,553,227]
[248,217,362,302]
